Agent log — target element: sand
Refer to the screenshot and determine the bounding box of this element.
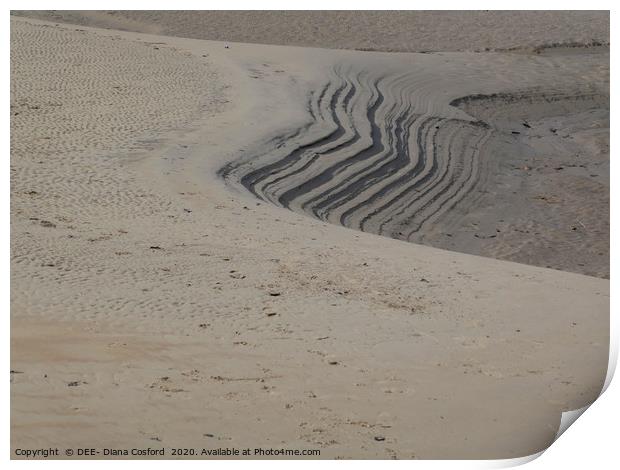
[10,14,609,459]
[13,10,610,53]
[220,51,609,278]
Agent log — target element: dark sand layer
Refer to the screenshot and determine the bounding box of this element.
[220,53,609,278]
[13,10,609,53]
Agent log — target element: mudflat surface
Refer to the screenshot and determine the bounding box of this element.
[220,52,609,278]
[14,10,609,52]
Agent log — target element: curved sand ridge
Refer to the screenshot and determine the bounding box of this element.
[219,56,608,277]
[222,67,492,239]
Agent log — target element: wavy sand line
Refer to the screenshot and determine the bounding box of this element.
[220,66,493,241]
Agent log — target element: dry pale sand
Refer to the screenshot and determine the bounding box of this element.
[10,13,609,460]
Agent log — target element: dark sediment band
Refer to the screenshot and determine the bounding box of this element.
[218,66,493,240]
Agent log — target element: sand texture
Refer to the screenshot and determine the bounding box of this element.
[220,55,609,277]
[10,13,609,460]
[13,10,610,53]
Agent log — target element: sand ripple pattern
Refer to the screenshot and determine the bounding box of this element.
[221,67,492,240]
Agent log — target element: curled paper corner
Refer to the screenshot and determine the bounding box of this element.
[552,334,619,442]
[485,450,544,469]
[487,389,608,468]
[485,407,590,470]
[555,404,590,440]
[552,366,612,444]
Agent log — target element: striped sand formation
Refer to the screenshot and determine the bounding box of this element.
[219,53,608,272]
[221,67,492,240]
